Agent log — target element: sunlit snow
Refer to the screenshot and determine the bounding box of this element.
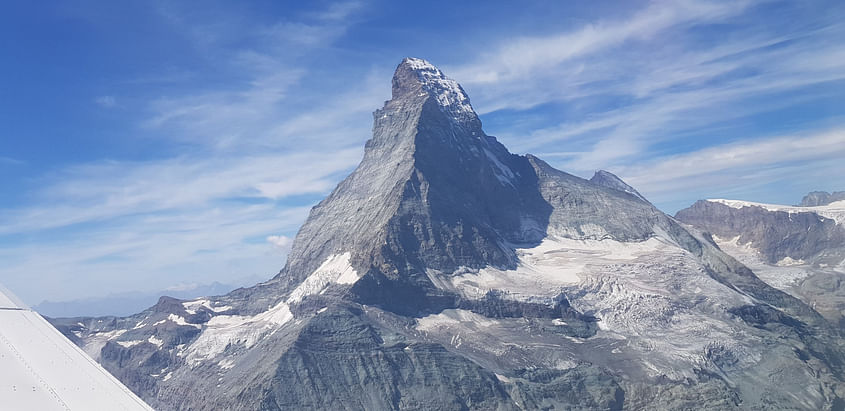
[286,252,359,304]
[184,300,293,365]
[432,236,676,300]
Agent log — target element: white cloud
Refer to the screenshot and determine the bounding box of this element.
[0,156,24,165]
[310,1,362,22]
[0,148,362,235]
[266,235,293,254]
[95,95,117,108]
[449,0,756,112]
[617,128,845,209]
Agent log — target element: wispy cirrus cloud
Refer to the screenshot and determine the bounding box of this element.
[95,95,117,108]
[0,1,380,304]
[0,203,312,304]
[450,0,758,112]
[0,156,24,165]
[618,127,845,209]
[440,0,845,207]
[0,148,362,235]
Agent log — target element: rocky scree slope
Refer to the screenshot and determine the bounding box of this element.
[51,58,845,410]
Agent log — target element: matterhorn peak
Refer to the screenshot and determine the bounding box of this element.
[392,57,479,127]
[49,57,845,411]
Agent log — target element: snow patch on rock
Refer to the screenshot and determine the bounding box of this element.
[184,301,293,365]
[287,252,359,304]
[483,148,516,187]
[148,335,164,348]
[182,299,232,315]
[82,329,127,361]
[417,309,498,331]
[168,313,201,328]
[117,340,143,348]
[218,358,235,370]
[776,256,806,267]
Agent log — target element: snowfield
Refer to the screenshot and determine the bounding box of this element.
[182,253,359,366]
[430,236,683,300]
[420,233,759,381]
[184,300,293,365]
[708,198,845,225]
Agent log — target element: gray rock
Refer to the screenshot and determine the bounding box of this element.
[589,169,649,203]
[800,191,845,207]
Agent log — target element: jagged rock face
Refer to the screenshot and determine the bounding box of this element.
[51,59,845,410]
[801,191,845,207]
[676,197,845,329]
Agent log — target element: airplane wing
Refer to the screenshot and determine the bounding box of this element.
[0,284,153,410]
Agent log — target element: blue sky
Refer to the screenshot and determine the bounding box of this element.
[2,0,845,305]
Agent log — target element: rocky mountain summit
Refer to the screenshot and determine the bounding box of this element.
[676,196,845,329]
[51,59,845,410]
[801,191,845,207]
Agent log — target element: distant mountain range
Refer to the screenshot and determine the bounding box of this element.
[799,190,845,207]
[49,59,845,410]
[36,277,264,318]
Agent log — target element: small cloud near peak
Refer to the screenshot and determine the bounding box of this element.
[266,235,293,253]
[95,95,117,108]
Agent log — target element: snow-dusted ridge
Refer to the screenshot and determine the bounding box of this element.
[402,57,477,124]
[707,198,845,225]
[182,299,232,314]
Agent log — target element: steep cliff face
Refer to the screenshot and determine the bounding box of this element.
[51,59,845,410]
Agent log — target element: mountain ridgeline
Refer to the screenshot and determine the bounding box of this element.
[51,58,845,410]
[676,197,845,330]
